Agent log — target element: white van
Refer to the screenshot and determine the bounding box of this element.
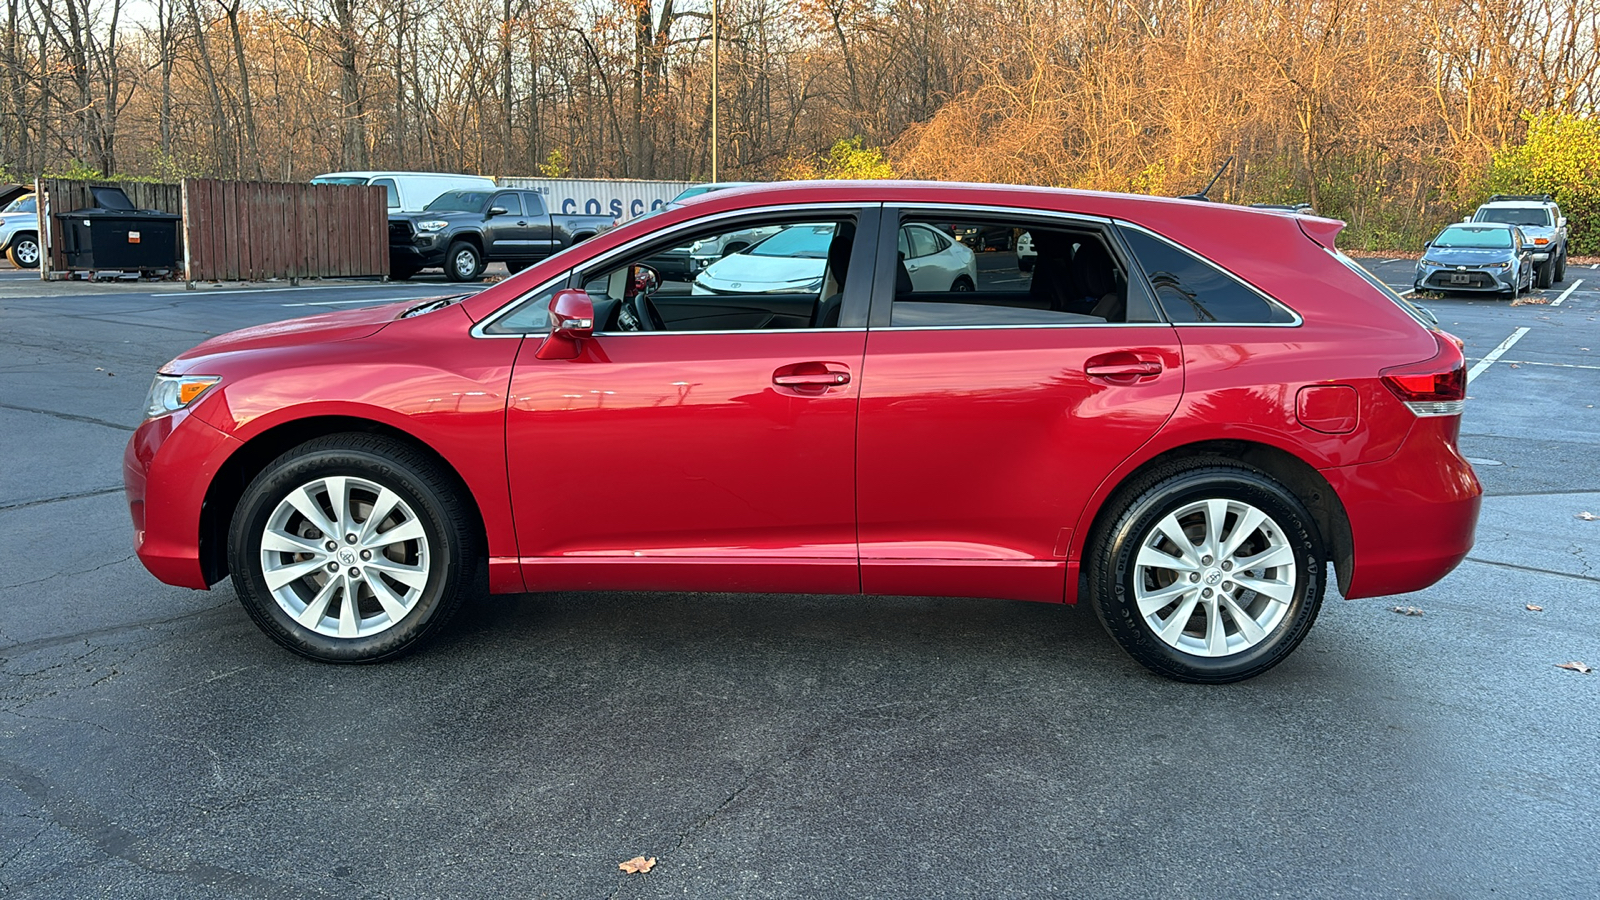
[310,171,498,213]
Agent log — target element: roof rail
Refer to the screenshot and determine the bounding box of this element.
[1487,194,1554,203]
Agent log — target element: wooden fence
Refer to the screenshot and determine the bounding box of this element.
[33,177,388,282]
[181,179,389,282]
[36,178,183,278]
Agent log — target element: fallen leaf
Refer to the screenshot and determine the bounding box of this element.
[1390,606,1424,616]
[1510,296,1549,306]
[619,856,657,874]
[1555,661,1592,675]
[1577,512,1599,521]
[1508,363,1520,368]
[1526,604,1543,612]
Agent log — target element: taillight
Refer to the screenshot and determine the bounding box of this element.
[1381,330,1466,416]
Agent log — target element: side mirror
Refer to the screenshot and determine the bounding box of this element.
[534,289,595,360]
[629,264,662,296]
[488,206,508,217]
[1559,217,1568,229]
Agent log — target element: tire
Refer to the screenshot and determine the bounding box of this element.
[444,241,482,282]
[1087,461,1325,683]
[6,233,39,269]
[721,242,748,257]
[1555,251,1566,283]
[505,259,528,274]
[951,275,974,292]
[389,265,418,282]
[227,434,478,663]
[1018,258,1034,273]
[1536,260,1552,290]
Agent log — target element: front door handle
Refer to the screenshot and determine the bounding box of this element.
[773,362,851,395]
[1085,360,1162,377]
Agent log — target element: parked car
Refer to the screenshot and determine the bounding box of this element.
[0,192,39,268]
[311,171,497,213]
[387,188,614,282]
[124,181,1479,683]
[1016,231,1036,271]
[671,181,757,203]
[950,223,1013,251]
[1470,194,1568,288]
[690,222,976,297]
[1414,222,1535,297]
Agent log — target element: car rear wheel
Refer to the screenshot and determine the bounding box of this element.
[1088,462,1324,683]
[951,275,974,292]
[7,233,39,268]
[227,434,478,662]
[445,242,482,282]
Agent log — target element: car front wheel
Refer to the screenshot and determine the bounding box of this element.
[1088,462,1324,683]
[227,434,478,662]
[445,242,482,282]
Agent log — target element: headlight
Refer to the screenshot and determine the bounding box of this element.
[1420,258,1445,267]
[417,220,448,232]
[1483,261,1510,269]
[143,373,220,420]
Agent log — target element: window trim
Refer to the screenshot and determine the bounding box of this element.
[470,202,882,339]
[1114,220,1304,328]
[871,204,1163,330]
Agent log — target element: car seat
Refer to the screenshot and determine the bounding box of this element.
[812,222,856,327]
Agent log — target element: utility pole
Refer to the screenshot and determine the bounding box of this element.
[710,0,718,182]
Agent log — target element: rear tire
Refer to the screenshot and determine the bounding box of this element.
[227,434,478,663]
[1087,461,1325,683]
[951,275,974,292]
[6,233,39,268]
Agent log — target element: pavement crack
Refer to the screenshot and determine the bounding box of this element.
[0,403,136,432]
[1463,556,1600,585]
[0,601,233,659]
[0,555,136,591]
[0,487,125,512]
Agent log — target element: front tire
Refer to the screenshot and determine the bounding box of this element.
[227,434,478,662]
[1535,261,1551,290]
[1088,462,1325,683]
[445,241,482,282]
[1555,252,1566,283]
[7,233,40,268]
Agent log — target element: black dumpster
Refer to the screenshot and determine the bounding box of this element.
[56,186,182,271]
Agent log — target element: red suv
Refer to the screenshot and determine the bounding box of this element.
[124,182,1480,682]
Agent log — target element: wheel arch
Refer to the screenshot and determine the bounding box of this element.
[447,231,484,253]
[198,415,488,586]
[1077,439,1355,597]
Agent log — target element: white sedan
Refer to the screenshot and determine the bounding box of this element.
[693,222,979,297]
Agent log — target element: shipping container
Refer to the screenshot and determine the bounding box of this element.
[495,177,695,221]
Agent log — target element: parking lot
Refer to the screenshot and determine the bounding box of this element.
[2,261,1598,897]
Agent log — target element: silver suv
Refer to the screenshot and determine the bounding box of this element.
[1471,194,1567,288]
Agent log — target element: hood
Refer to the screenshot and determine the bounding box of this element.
[695,254,825,292]
[1515,224,1558,242]
[169,297,433,366]
[1423,247,1514,265]
[391,208,481,223]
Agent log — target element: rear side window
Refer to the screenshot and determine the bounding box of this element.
[1119,226,1295,324]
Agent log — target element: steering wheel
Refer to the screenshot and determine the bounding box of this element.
[616,294,665,331]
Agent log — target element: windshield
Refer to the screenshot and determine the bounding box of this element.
[2,195,34,214]
[748,224,836,258]
[1433,226,1513,249]
[310,177,367,186]
[424,191,490,213]
[672,186,717,201]
[1475,207,1552,227]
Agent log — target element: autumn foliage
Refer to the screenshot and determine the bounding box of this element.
[4,0,1598,248]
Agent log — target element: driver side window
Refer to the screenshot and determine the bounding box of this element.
[582,216,858,333]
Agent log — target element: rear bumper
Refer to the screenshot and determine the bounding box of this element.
[1323,416,1481,599]
[124,409,243,589]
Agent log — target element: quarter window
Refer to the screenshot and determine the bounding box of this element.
[373,178,399,209]
[1119,226,1295,324]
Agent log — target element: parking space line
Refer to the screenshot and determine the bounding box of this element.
[1467,327,1531,383]
[1496,359,1600,371]
[1551,279,1584,307]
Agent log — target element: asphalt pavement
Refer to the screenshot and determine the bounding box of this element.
[2,261,1598,898]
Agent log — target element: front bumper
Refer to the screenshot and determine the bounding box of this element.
[124,408,243,589]
[1323,415,1481,599]
[390,236,448,269]
[1415,263,1517,293]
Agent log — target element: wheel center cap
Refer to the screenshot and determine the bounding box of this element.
[1203,567,1225,586]
[337,548,357,566]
